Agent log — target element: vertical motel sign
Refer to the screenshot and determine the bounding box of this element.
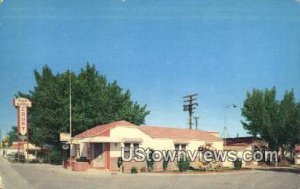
[13,98,32,141]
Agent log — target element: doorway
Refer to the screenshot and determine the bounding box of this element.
[92,143,105,168]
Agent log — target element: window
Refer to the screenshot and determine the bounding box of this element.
[133,143,139,156]
[174,144,187,151]
[124,143,131,159]
[174,144,187,157]
[133,143,139,150]
[75,144,80,158]
[181,144,186,151]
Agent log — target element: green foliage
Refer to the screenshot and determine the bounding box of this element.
[49,148,63,165]
[146,149,155,172]
[130,166,138,174]
[18,63,150,148]
[8,153,26,163]
[76,157,88,162]
[233,158,242,169]
[163,151,170,171]
[117,157,123,168]
[241,87,300,153]
[28,159,39,163]
[163,159,169,171]
[177,155,190,172]
[7,126,18,146]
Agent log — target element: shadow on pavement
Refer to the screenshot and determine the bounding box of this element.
[254,167,300,174]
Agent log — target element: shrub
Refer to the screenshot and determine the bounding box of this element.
[9,153,26,163]
[19,155,26,163]
[76,157,88,162]
[147,149,155,172]
[28,159,39,163]
[36,150,50,163]
[163,159,169,171]
[233,158,242,169]
[140,166,146,172]
[131,166,138,174]
[177,156,190,172]
[117,157,123,168]
[163,156,170,171]
[49,148,63,165]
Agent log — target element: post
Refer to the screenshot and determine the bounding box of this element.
[183,94,198,130]
[222,104,237,147]
[194,116,200,130]
[13,98,32,162]
[69,66,72,166]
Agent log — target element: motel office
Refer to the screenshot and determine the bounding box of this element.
[69,120,223,172]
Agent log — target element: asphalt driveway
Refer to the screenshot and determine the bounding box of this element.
[0,158,299,189]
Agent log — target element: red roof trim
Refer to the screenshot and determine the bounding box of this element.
[75,121,222,142]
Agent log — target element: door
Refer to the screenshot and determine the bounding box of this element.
[92,143,105,168]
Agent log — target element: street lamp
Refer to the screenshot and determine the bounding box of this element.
[222,104,237,146]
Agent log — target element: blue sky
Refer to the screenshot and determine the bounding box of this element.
[0,0,300,137]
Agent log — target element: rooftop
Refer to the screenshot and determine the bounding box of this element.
[75,120,221,142]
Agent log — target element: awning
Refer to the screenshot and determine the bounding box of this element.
[66,139,82,144]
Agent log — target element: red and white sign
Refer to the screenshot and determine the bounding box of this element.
[13,98,32,137]
[19,106,28,135]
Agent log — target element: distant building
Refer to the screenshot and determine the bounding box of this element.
[6,141,41,160]
[223,136,268,167]
[295,145,300,165]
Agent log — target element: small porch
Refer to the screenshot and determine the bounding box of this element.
[67,137,122,172]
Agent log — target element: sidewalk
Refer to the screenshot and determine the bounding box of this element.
[0,157,33,189]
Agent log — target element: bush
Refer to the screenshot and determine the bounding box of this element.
[28,159,39,163]
[233,158,242,169]
[131,166,138,174]
[36,150,50,163]
[147,149,155,172]
[140,166,146,172]
[163,160,169,171]
[177,156,190,172]
[163,157,169,171]
[49,148,63,165]
[117,157,123,168]
[8,153,26,163]
[18,154,26,163]
[76,157,88,162]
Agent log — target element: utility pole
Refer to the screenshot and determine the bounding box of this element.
[194,116,200,130]
[183,94,198,130]
[69,65,73,164]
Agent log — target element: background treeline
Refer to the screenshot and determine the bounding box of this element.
[18,63,150,148]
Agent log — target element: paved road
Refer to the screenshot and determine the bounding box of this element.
[0,158,299,189]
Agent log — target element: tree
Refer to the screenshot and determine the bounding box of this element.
[18,64,150,147]
[241,87,300,154]
[7,126,18,146]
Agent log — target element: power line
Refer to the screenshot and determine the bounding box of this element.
[183,93,198,130]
